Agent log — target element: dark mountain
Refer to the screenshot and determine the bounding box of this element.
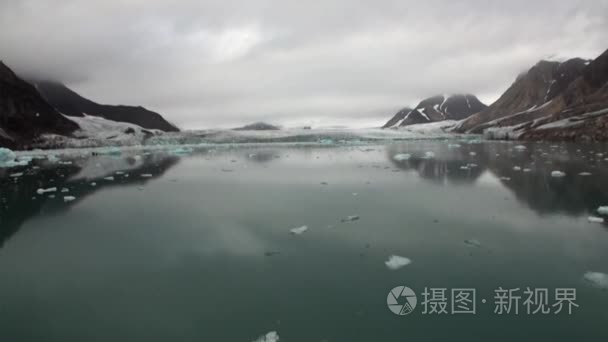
[383,94,486,128]
[455,58,590,134]
[455,48,608,141]
[34,81,179,132]
[0,62,78,148]
[234,122,280,131]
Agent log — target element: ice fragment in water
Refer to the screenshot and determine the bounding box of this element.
[36,187,57,195]
[597,206,608,216]
[514,145,527,151]
[393,154,411,161]
[469,152,477,156]
[579,172,592,176]
[523,168,532,173]
[0,148,16,164]
[341,215,360,222]
[423,151,435,159]
[253,331,279,342]
[9,172,23,177]
[551,171,566,178]
[513,166,522,171]
[583,272,608,289]
[448,144,461,148]
[141,174,153,178]
[385,255,412,270]
[104,176,115,181]
[464,239,481,247]
[61,188,69,193]
[289,226,308,235]
[588,216,604,223]
[63,196,76,202]
[171,147,193,155]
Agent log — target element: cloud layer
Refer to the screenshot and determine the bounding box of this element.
[1,0,607,128]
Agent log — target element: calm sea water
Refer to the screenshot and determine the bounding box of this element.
[1,140,608,341]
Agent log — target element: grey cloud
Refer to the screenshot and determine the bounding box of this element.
[1,0,607,128]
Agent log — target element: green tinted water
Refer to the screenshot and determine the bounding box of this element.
[1,141,607,341]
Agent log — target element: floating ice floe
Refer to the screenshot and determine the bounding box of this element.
[423,151,435,159]
[551,171,566,178]
[252,331,279,342]
[513,166,522,171]
[385,255,412,270]
[341,215,360,222]
[583,271,608,289]
[464,239,481,248]
[514,145,527,151]
[63,196,76,203]
[523,168,532,173]
[597,206,608,216]
[469,152,477,156]
[579,172,592,176]
[36,187,57,195]
[588,216,604,223]
[104,176,115,181]
[61,188,69,193]
[448,144,461,149]
[9,172,23,178]
[393,154,411,161]
[500,177,511,181]
[0,148,16,164]
[289,225,308,235]
[141,174,153,178]
[171,147,194,155]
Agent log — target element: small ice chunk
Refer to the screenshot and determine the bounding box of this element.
[448,144,461,148]
[393,154,411,161]
[90,182,97,187]
[523,168,532,173]
[597,206,608,216]
[500,177,511,181]
[289,225,308,235]
[551,171,566,178]
[61,188,69,193]
[63,196,76,202]
[341,215,360,222]
[9,172,23,177]
[464,239,481,247]
[0,147,16,163]
[141,174,153,178]
[579,172,592,176]
[588,216,604,223]
[460,166,470,170]
[423,151,435,159]
[385,255,412,270]
[584,272,608,289]
[513,166,522,171]
[171,147,194,155]
[104,176,115,181]
[115,171,125,175]
[253,331,279,342]
[469,152,477,156]
[514,145,527,151]
[36,187,57,195]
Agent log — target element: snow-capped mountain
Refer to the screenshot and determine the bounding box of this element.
[455,47,608,141]
[0,61,78,148]
[33,81,179,132]
[455,58,590,134]
[383,94,487,128]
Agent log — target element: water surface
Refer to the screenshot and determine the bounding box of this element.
[1,140,608,341]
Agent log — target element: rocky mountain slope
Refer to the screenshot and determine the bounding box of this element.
[34,81,179,132]
[383,94,486,128]
[455,58,590,134]
[0,62,78,148]
[454,48,608,141]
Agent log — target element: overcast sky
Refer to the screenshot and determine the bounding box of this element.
[1,0,607,129]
